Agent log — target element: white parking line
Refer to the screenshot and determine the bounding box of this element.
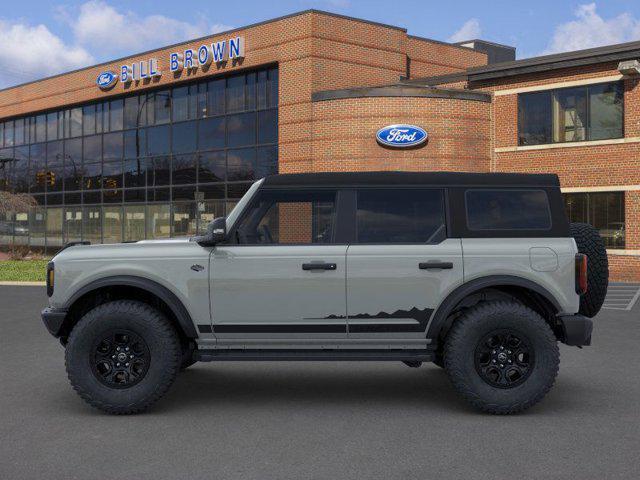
[603,284,640,311]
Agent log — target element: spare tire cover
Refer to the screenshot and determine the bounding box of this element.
[570,223,609,318]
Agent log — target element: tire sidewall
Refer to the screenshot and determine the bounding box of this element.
[445,303,559,411]
[66,302,180,410]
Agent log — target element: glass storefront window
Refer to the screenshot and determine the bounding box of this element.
[227,112,256,147]
[172,154,197,185]
[29,207,46,247]
[124,205,145,241]
[198,151,225,183]
[0,67,278,249]
[147,125,170,156]
[173,202,197,237]
[147,204,170,238]
[82,206,101,243]
[103,206,123,243]
[198,200,226,233]
[13,211,29,246]
[172,121,197,154]
[109,99,124,132]
[198,117,225,150]
[64,207,83,243]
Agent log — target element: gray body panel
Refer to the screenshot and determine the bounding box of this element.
[345,240,463,339]
[460,238,579,315]
[210,245,348,338]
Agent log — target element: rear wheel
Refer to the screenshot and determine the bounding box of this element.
[65,300,181,414]
[444,301,559,414]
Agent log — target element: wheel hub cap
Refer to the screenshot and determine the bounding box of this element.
[474,329,534,389]
[91,330,150,389]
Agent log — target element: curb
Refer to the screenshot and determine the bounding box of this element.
[0,281,46,286]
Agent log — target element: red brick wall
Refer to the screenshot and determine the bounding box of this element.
[309,96,491,173]
[474,63,640,282]
[406,37,487,78]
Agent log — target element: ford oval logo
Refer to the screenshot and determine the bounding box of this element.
[96,71,118,90]
[376,124,428,148]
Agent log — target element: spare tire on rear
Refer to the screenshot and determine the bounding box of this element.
[570,223,609,318]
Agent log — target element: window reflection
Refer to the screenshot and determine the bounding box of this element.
[0,67,277,251]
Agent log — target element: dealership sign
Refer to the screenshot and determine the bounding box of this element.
[96,71,118,90]
[376,124,428,148]
[96,36,245,89]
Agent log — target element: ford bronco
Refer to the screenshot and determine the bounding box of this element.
[41,172,608,414]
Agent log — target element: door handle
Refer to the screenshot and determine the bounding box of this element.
[419,261,453,270]
[302,262,337,271]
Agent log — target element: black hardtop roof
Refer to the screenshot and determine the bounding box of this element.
[262,171,560,188]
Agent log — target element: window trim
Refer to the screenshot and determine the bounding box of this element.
[517,80,625,147]
[464,188,553,232]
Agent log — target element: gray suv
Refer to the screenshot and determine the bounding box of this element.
[41,172,608,414]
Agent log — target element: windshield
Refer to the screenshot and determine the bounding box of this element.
[224,178,264,231]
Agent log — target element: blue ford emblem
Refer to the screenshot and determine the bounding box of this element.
[376,124,428,148]
[96,71,118,90]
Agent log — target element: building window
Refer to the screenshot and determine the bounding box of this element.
[518,82,623,145]
[0,66,278,252]
[564,192,625,248]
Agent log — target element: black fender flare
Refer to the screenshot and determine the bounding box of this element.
[64,275,198,338]
[426,275,562,340]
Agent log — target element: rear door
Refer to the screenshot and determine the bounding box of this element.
[345,188,463,341]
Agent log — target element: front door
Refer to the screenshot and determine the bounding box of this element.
[210,188,348,341]
[345,188,463,341]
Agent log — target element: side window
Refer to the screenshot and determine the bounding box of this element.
[466,189,552,230]
[356,189,446,243]
[234,189,337,245]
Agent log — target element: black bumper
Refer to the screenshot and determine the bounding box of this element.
[558,314,593,346]
[41,307,68,338]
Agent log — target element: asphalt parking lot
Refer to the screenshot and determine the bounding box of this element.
[1,286,639,480]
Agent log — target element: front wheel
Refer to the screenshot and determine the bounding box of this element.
[444,301,559,414]
[65,300,181,414]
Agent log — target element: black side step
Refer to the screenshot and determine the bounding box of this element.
[194,349,435,362]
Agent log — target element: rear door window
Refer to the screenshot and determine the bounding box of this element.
[465,189,552,230]
[356,189,446,243]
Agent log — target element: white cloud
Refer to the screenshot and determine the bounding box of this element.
[68,1,232,57]
[0,20,93,88]
[448,19,481,43]
[543,3,640,54]
[0,1,235,88]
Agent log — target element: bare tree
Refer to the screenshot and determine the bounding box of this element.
[0,191,37,216]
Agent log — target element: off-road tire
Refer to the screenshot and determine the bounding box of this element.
[444,301,559,414]
[570,222,609,318]
[65,300,181,414]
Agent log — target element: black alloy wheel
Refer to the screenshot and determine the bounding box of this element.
[91,330,150,388]
[474,330,533,388]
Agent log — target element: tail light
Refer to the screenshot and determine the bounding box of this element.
[46,262,55,297]
[575,254,588,295]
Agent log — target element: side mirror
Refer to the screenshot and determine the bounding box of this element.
[194,217,227,247]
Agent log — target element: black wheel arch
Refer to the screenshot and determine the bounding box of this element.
[58,276,198,342]
[427,275,562,342]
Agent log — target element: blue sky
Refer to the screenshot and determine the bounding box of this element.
[1,0,640,88]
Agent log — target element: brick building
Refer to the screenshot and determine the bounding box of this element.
[0,10,638,280]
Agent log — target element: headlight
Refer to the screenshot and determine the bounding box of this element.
[46,262,54,297]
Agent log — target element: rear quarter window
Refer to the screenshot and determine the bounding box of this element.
[465,189,552,231]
